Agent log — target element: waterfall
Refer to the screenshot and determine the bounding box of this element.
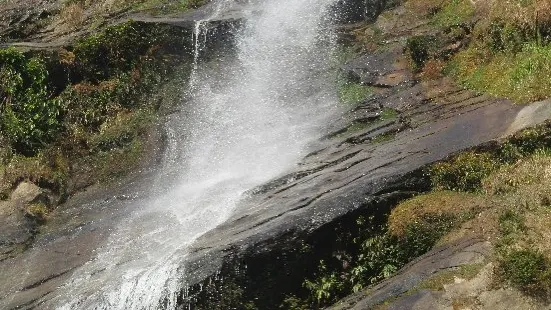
[44,0,340,308]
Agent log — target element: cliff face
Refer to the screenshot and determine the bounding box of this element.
[181,2,551,307]
[2,0,551,309]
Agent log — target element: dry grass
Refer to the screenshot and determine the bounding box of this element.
[483,153,551,196]
[388,191,486,238]
[60,2,85,29]
[58,48,76,66]
[444,152,551,266]
[487,0,551,31]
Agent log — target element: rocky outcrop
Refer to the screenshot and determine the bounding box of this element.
[180,7,551,306]
[180,45,543,306]
[0,0,244,50]
[0,182,56,262]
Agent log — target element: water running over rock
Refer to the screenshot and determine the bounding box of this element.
[39,0,340,308]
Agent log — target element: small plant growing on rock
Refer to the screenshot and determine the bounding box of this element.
[501,249,551,295]
[406,35,436,70]
[25,202,50,223]
[430,151,499,192]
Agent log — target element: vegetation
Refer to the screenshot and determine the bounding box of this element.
[0,20,192,206]
[405,35,436,70]
[429,152,499,192]
[25,202,50,223]
[501,249,551,294]
[290,122,551,308]
[416,263,484,291]
[60,0,206,16]
[337,76,372,105]
[135,0,207,14]
[0,48,62,155]
[402,0,551,103]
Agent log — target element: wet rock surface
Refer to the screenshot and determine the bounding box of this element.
[0,171,159,309]
[0,182,57,263]
[183,49,533,286]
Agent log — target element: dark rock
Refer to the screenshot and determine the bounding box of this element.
[0,0,59,43]
[331,0,402,23]
[342,46,412,87]
[0,200,34,262]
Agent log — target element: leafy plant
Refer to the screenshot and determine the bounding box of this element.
[303,260,347,306]
[0,48,61,154]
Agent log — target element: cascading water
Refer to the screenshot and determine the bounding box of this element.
[41,0,340,308]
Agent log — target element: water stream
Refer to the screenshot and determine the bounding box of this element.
[43,0,340,308]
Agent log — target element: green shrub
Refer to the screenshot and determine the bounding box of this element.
[59,81,123,130]
[501,249,550,293]
[406,35,436,70]
[350,215,458,292]
[302,211,463,307]
[430,152,499,192]
[88,109,153,152]
[74,21,149,81]
[0,48,61,154]
[279,296,310,310]
[73,21,189,82]
[499,209,526,236]
[303,261,347,306]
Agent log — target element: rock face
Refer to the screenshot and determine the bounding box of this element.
[180,7,551,305]
[0,0,245,49]
[0,0,59,42]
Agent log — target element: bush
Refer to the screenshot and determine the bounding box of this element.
[72,21,189,82]
[303,261,347,306]
[406,35,436,70]
[0,48,61,154]
[501,249,551,293]
[430,151,499,192]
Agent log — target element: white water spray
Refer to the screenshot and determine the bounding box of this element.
[46,0,340,308]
